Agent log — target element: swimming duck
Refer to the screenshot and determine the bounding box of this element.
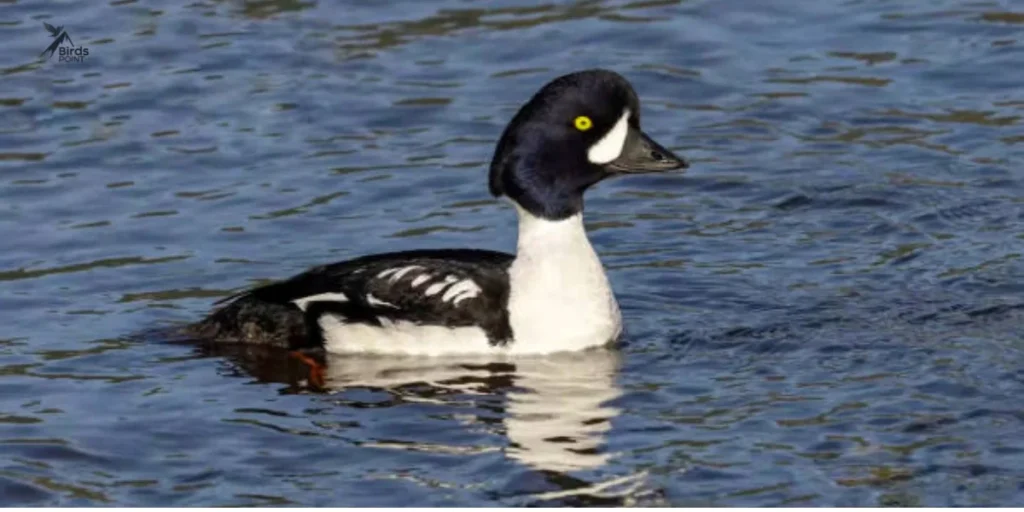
[189,69,687,360]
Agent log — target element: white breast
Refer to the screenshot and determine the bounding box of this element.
[505,207,621,353]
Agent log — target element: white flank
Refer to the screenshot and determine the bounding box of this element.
[587,109,630,164]
[410,274,431,288]
[442,279,482,303]
[319,315,492,356]
[292,292,348,312]
[506,205,621,353]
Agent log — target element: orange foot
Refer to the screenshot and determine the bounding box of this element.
[289,350,326,390]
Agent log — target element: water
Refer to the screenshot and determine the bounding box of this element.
[1,0,1023,506]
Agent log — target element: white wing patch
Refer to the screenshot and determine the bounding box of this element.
[424,275,461,297]
[442,279,482,305]
[367,266,484,310]
[366,293,398,308]
[587,109,631,164]
[424,281,446,296]
[377,265,423,282]
[392,265,422,282]
[292,292,348,312]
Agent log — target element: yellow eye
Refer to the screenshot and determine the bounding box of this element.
[574,115,593,131]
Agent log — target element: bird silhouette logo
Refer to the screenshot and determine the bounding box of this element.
[40,23,74,60]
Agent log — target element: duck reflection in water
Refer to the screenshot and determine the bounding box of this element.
[202,343,624,475]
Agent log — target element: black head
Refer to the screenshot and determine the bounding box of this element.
[488,69,687,220]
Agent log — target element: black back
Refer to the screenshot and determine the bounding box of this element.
[189,249,514,349]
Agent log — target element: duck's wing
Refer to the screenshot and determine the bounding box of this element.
[190,249,514,349]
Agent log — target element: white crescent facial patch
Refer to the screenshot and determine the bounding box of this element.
[586,109,631,164]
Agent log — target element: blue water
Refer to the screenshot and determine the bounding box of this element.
[1,0,1023,506]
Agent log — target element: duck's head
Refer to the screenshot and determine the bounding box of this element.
[489,69,687,220]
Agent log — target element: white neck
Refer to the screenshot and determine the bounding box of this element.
[514,206,592,259]
[505,205,622,353]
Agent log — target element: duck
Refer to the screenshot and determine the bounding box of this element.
[188,69,687,362]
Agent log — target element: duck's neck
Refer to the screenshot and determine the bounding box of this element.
[513,207,596,264]
[506,205,621,351]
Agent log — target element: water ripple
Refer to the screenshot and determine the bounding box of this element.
[0,0,1021,506]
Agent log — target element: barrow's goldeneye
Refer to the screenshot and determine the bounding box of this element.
[189,69,687,359]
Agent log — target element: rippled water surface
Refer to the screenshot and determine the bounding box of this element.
[2,0,1023,506]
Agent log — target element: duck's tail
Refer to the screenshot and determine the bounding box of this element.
[185,292,307,349]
